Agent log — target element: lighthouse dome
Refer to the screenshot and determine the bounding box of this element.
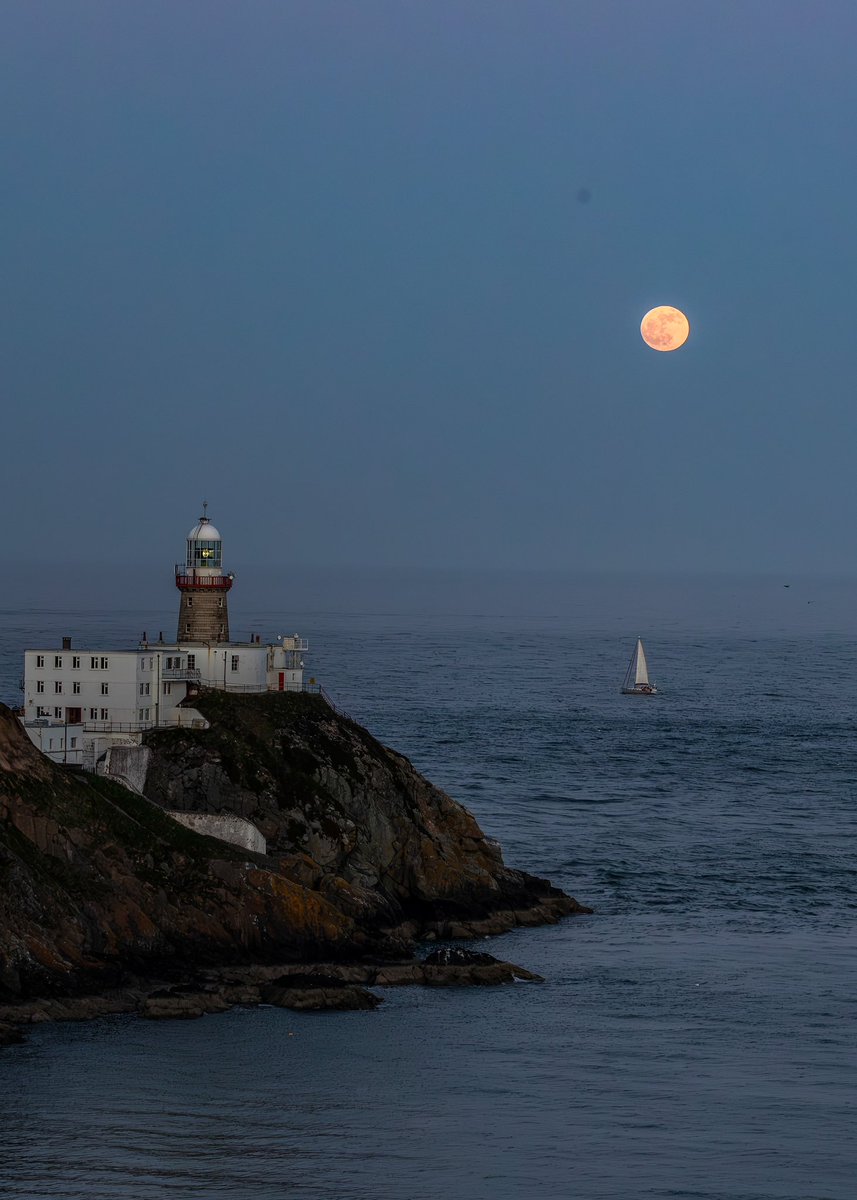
[187,517,222,541]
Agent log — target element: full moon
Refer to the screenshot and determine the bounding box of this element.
[640,305,690,352]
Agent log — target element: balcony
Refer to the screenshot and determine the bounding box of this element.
[162,668,202,682]
[175,568,234,590]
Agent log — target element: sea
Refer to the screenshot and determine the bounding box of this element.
[0,570,855,1200]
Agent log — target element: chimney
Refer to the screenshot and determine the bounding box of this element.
[62,636,72,650]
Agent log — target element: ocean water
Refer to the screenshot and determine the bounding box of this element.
[1,572,856,1200]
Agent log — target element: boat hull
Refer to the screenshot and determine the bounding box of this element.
[621,686,658,695]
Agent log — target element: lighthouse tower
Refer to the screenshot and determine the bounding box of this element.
[175,504,233,642]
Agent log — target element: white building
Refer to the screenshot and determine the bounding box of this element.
[21,509,310,768]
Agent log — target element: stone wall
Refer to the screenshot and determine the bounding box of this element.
[99,745,151,794]
[166,811,267,855]
[177,589,230,643]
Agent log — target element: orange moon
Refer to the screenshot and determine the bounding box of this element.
[640,305,690,352]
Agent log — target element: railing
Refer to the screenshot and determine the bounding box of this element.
[162,668,202,681]
[319,685,354,721]
[83,721,155,733]
[83,716,207,733]
[174,571,233,590]
[194,680,322,695]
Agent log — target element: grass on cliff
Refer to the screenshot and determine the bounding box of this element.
[1,765,254,904]
[145,690,376,808]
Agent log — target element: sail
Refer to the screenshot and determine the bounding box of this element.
[634,639,649,686]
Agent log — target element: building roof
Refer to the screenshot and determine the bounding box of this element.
[187,516,222,541]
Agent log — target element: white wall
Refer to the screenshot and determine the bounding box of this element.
[24,648,140,728]
[167,812,267,855]
[22,636,308,770]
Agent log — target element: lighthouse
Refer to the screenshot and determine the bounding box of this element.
[175,504,234,642]
[20,504,311,769]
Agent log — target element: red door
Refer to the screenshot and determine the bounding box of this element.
[278,672,285,691]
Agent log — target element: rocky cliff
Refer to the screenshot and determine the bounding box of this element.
[0,692,588,1004]
[143,690,585,937]
[0,704,362,1001]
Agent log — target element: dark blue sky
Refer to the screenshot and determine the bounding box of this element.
[3,2,857,574]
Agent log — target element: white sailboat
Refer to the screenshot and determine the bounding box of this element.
[621,638,657,695]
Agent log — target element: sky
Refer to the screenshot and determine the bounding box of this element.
[3,1,857,578]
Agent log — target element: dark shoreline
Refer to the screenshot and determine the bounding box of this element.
[0,942,569,1042]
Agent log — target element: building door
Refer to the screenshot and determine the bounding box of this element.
[66,707,82,724]
[278,672,285,691]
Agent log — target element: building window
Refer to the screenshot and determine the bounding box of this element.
[100,657,109,669]
[138,708,144,719]
[218,598,223,609]
[144,683,150,695]
[185,624,191,634]
[186,596,193,607]
[187,654,195,669]
[70,738,77,749]
[49,738,54,750]
[36,681,45,694]
[72,656,80,669]
[36,706,49,717]
[54,707,62,719]
[36,655,45,668]
[72,682,81,694]
[54,681,63,694]
[54,656,63,669]
[149,657,154,669]
[144,708,150,720]
[163,683,172,696]
[231,656,239,671]
[140,657,145,669]
[89,708,98,720]
[90,656,98,669]
[101,683,109,695]
[100,708,109,720]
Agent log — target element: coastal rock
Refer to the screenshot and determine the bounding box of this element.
[140,985,235,1020]
[143,691,591,935]
[260,974,382,1011]
[0,948,546,1037]
[0,691,587,1009]
[420,947,544,986]
[0,703,361,1001]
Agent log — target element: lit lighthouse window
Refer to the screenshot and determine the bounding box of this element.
[190,540,221,568]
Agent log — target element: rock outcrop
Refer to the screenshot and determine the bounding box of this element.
[143,690,586,937]
[0,702,361,1001]
[0,691,589,1020]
